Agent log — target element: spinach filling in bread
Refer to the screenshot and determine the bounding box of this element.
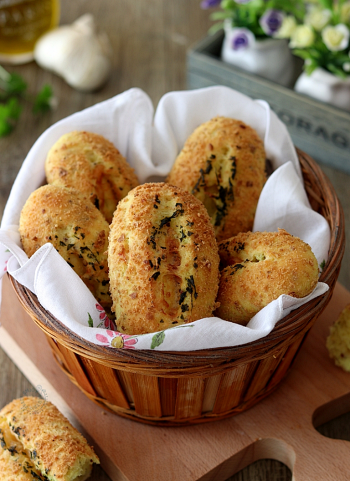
[216,229,319,325]
[0,397,99,481]
[45,131,139,223]
[108,183,220,334]
[19,185,112,314]
[166,116,267,241]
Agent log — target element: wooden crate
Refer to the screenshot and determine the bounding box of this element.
[187,31,350,174]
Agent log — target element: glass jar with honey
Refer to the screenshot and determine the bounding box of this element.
[0,0,60,64]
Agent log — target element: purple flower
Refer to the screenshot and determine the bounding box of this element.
[230,28,255,50]
[259,9,285,36]
[200,0,221,8]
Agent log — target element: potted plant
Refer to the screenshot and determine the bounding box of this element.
[201,0,304,86]
[288,0,350,111]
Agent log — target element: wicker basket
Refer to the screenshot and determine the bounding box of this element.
[10,149,344,426]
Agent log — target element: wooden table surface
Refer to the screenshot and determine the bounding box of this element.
[0,1,349,480]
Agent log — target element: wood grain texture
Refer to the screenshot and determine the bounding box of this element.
[1,276,350,481]
[0,0,349,480]
[212,363,255,414]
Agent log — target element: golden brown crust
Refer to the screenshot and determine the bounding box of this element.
[108,183,220,334]
[19,185,112,312]
[166,117,266,241]
[0,416,46,480]
[326,304,350,372]
[0,397,99,481]
[215,229,319,325]
[45,131,139,223]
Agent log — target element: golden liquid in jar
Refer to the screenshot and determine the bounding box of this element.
[0,0,60,63]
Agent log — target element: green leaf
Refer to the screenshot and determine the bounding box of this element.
[320,259,326,271]
[0,66,26,96]
[220,0,236,9]
[208,22,225,34]
[326,63,347,79]
[6,73,27,95]
[0,97,22,137]
[151,331,165,349]
[32,84,53,114]
[309,48,322,60]
[317,0,333,10]
[87,313,94,328]
[210,10,233,20]
[304,62,318,76]
[0,66,53,135]
[292,49,313,60]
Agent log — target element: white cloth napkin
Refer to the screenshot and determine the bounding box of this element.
[0,86,330,351]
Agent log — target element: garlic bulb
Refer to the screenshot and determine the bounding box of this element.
[34,14,112,92]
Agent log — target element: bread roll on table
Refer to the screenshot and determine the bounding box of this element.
[326,304,350,372]
[0,397,99,481]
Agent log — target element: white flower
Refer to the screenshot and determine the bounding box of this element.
[290,25,315,48]
[275,16,297,39]
[322,24,350,52]
[259,9,285,36]
[305,7,331,32]
[340,2,350,24]
[229,27,256,50]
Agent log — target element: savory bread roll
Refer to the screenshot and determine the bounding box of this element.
[19,185,112,312]
[108,183,220,334]
[216,229,319,325]
[45,131,139,223]
[0,397,99,481]
[0,417,46,481]
[166,117,266,241]
[326,304,350,372]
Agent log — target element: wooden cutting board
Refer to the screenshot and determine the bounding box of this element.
[1,274,350,481]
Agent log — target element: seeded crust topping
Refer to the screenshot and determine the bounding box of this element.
[45,131,139,223]
[215,229,319,325]
[0,397,99,481]
[108,182,220,334]
[166,116,266,241]
[19,185,112,313]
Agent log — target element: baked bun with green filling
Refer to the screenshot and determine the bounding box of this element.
[326,304,350,372]
[19,184,112,313]
[108,182,220,334]
[0,397,99,481]
[216,229,319,325]
[166,116,266,241]
[45,131,139,223]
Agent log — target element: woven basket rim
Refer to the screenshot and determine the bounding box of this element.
[10,148,345,366]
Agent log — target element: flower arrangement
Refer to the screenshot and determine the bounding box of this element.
[288,1,350,78]
[201,0,350,79]
[201,0,304,86]
[201,0,305,48]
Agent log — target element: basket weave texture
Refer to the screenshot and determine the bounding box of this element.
[10,149,345,426]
